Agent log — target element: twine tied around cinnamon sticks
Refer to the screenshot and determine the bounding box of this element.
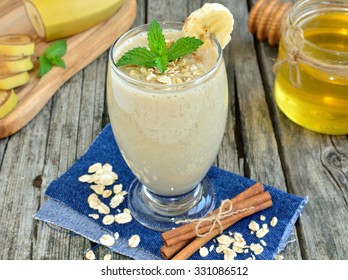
[176,199,254,238]
[273,12,348,88]
[160,182,273,260]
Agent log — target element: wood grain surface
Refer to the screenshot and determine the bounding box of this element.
[0,0,347,260]
[0,0,137,138]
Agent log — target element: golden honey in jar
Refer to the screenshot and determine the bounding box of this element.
[274,0,348,135]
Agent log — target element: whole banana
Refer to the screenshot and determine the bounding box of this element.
[24,0,125,41]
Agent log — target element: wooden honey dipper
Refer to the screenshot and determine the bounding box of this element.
[248,0,293,46]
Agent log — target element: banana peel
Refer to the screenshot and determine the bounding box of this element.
[24,0,125,41]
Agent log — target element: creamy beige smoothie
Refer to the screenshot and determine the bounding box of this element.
[107,26,228,196]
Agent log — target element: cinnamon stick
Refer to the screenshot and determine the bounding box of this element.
[160,194,272,259]
[171,200,273,260]
[163,191,271,247]
[161,182,264,242]
[160,239,193,260]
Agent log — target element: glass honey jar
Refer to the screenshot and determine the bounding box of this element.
[274,0,348,135]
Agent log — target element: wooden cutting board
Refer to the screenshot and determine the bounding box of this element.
[0,0,137,139]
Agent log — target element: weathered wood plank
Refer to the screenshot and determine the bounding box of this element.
[250,0,348,259]
[32,71,89,260]
[216,0,301,259]
[148,0,189,22]
[0,98,51,259]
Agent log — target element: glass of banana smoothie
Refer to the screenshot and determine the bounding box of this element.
[107,5,232,231]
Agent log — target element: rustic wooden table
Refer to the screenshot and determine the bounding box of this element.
[0,0,347,260]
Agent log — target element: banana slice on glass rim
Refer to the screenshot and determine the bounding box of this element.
[183,3,234,49]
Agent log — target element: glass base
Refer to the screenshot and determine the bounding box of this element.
[127,177,216,232]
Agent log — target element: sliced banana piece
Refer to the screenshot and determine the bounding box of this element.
[0,89,18,119]
[0,56,34,75]
[0,72,30,90]
[183,3,234,49]
[0,34,35,57]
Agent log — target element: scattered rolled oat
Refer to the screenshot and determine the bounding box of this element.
[260,215,266,221]
[232,244,244,254]
[128,235,140,248]
[110,194,125,208]
[274,254,284,260]
[234,232,245,243]
[250,243,264,255]
[223,248,237,260]
[102,190,113,198]
[113,184,123,194]
[216,234,234,246]
[88,194,101,210]
[88,214,99,220]
[118,190,128,196]
[103,163,113,172]
[90,184,105,195]
[216,245,226,254]
[233,240,247,248]
[248,220,260,232]
[99,234,115,247]
[270,216,278,227]
[88,193,98,202]
[88,163,102,173]
[85,249,96,260]
[115,211,132,224]
[104,253,112,260]
[99,173,114,186]
[260,240,267,246]
[199,247,209,257]
[110,172,118,181]
[256,227,269,238]
[114,232,120,240]
[102,214,115,225]
[97,202,110,214]
[79,174,91,183]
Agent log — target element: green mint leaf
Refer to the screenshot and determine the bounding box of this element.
[38,39,67,77]
[147,19,166,56]
[44,39,67,59]
[115,19,203,73]
[38,56,52,78]
[155,55,168,73]
[167,37,204,61]
[116,47,157,68]
[47,56,66,69]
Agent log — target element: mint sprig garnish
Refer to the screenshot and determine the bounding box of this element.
[38,39,67,78]
[116,19,203,73]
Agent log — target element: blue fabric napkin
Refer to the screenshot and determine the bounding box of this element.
[35,124,307,260]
